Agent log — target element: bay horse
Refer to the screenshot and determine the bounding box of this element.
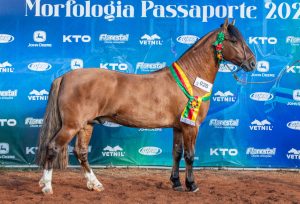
[37,19,256,194]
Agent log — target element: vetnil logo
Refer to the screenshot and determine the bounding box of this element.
[213,91,236,102]
[140,34,162,45]
[287,148,300,160]
[249,119,273,131]
[28,89,49,101]
[102,145,125,157]
[0,61,14,73]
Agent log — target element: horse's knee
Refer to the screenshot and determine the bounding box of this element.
[47,143,60,160]
[174,144,183,162]
[74,148,88,163]
[184,151,194,166]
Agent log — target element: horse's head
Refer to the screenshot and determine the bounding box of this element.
[218,19,256,72]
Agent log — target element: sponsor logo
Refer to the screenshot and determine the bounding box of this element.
[140,34,162,46]
[286,36,300,46]
[287,148,300,160]
[0,34,14,43]
[28,89,49,101]
[0,61,14,73]
[139,128,162,131]
[209,119,239,129]
[100,63,128,72]
[0,119,17,127]
[71,59,83,70]
[218,63,238,73]
[0,89,17,100]
[287,121,300,131]
[248,37,277,45]
[176,35,199,45]
[138,146,162,156]
[251,61,275,78]
[25,0,135,21]
[0,143,15,159]
[210,148,238,156]
[99,34,129,43]
[250,92,274,101]
[102,121,122,127]
[25,117,43,128]
[249,119,273,131]
[63,35,91,43]
[28,30,52,47]
[246,147,276,158]
[293,90,300,101]
[213,91,236,102]
[102,145,125,157]
[286,65,300,74]
[68,145,92,155]
[25,147,38,155]
[136,62,166,72]
[28,62,52,71]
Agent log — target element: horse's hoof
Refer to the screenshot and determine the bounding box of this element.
[38,179,45,188]
[87,181,104,192]
[42,186,53,195]
[186,181,199,192]
[173,185,184,192]
[93,185,105,192]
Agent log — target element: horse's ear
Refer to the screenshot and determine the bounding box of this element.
[222,18,229,30]
[230,19,236,26]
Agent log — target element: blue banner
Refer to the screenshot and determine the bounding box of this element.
[0,0,299,168]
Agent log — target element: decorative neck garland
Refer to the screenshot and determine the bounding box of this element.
[213,32,225,64]
[169,62,211,126]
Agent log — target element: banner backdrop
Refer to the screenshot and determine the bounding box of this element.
[0,0,299,168]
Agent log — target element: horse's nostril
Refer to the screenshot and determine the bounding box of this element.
[250,61,256,68]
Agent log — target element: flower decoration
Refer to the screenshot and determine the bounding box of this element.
[213,32,225,64]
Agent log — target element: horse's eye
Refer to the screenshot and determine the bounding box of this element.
[231,40,237,44]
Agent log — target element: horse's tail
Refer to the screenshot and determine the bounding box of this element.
[36,76,68,169]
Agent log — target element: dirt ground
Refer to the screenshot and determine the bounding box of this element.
[0,168,299,204]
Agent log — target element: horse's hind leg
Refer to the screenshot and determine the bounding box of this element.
[74,124,104,192]
[170,128,184,191]
[39,125,79,194]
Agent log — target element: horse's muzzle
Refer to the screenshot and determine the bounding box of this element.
[241,58,256,72]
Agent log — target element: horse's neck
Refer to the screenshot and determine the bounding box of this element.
[177,31,219,94]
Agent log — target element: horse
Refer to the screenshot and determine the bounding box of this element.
[36,19,256,195]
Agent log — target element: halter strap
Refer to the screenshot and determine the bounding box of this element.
[169,62,211,126]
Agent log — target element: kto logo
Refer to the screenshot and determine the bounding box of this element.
[63,35,91,43]
[0,61,14,73]
[248,37,277,45]
[0,143,9,154]
[33,31,46,42]
[0,34,14,43]
[100,63,128,71]
[138,146,162,156]
[102,145,125,157]
[176,35,199,45]
[218,63,238,73]
[250,119,273,131]
[28,62,52,71]
[256,61,269,72]
[287,121,300,131]
[140,34,163,46]
[28,89,49,101]
[286,66,300,74]
[293,90,300,101]
[210,148,238,156]
[71,59,83,70]
[0,119,17,127]
[250,92,274,101]
[213,91,236,102]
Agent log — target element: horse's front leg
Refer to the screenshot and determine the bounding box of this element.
[170,128,184,191]
[182,125,199,192]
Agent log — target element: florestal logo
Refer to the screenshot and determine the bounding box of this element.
[0,61,14,73]
[102,145,125,157]
[25,0,135,21]
[100,63,128,72]
[213,91,236,103]
[0,143,15,159]
[136,62,166,72]
[286,36,300,46]
[249,119,273,131]
[71,59,83,70]
[0,89,17,100]
[138,146,162,156]
[251,61,275,78]
[25,117,43,128]
[99,34,129,43]
[0,119,17,127]
[209,119,239,129]
[287,121,300,131]
[28,89,49,101]
[250,92,274,101]
[28,62,52,71]
[0,34,14,43]
[102,121,122,127]
[287,148,300,160]
[176,35,199,45]
[248,37,277,45]
[63,35,91,43]
[218,63,238,73]
[246,147,276,158]
[286,65,300,74]
[210,148,238,156]
[140,34,162,45]
[28,30,52,48]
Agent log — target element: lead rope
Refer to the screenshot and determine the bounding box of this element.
[225,59,300,85]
